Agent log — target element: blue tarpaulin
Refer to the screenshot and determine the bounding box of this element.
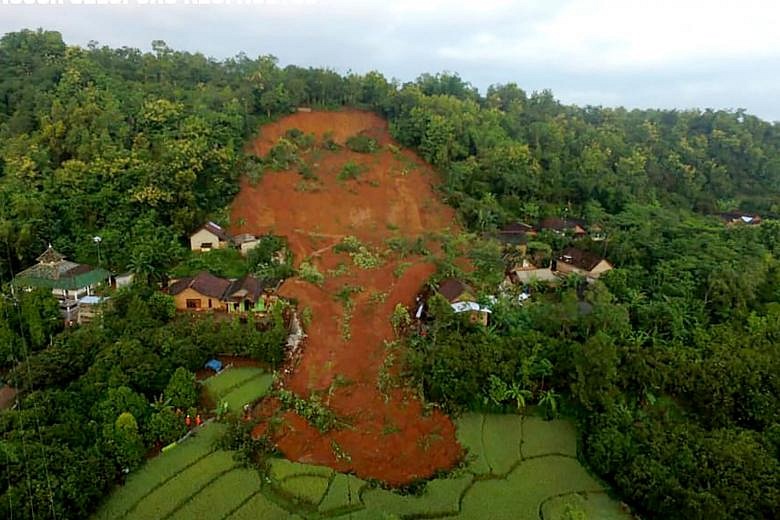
[205,359,222,372]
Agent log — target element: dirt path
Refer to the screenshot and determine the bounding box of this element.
[231,109,462,485]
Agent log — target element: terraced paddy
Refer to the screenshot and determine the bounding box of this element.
[95,412,631,519]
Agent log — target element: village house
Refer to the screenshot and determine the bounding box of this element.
[167,271,271,313]
[538,217,588,237]
[496,222,537,246]
[77,295,109,325]
[189,222,233,252]
[507,258,559,285]
[716,212,762,226]
[556,247,613,281]
[232,233,260,255]
[436,278,491,326]
[12,245,109,323]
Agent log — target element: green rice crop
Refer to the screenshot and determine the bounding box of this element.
[226,493,294,520]
[521,417,578,458]
[126,451,236,519]
[169,468,262,520]
[277,475,331,504]
[221,373,274,411]
[93,423,226,520]
[204,367,267,397]
[482,414,523,475]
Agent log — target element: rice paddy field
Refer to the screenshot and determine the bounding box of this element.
[94,411,633,520]
[203,366,275,412]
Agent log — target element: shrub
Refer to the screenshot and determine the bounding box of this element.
[346,133,379,153]
[338,160,366,181]
[298,261,325,286]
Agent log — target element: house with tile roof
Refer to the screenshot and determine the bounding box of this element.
[189,221,233,252]
[167,271,269,313]
[556,247,613,281]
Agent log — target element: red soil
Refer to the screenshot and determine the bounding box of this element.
[231,109,462,485]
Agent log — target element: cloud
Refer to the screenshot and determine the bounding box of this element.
[0,0,778,120]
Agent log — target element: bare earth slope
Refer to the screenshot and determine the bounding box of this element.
[230,110,462,485]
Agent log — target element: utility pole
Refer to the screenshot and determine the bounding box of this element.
[93,236,102,266]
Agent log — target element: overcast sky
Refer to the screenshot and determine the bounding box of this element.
[1,0,779,121]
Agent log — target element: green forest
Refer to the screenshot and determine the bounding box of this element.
[1,29,779,519]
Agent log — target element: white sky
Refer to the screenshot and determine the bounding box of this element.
[1,0,779,121]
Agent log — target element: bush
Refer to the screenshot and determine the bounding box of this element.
[298,261,325,286]
[338,160,366,181]
[346,133,379,153]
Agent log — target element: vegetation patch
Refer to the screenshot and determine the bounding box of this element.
[337,160,367,181]
[297,260,325,286]
[542,492,632,520]
[277,389,341,432]
[345,133,379,153]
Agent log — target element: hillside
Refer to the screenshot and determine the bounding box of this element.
[230,110,461,484]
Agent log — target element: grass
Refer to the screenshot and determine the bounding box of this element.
[93,423,226,520]
[126,450,237,519]
[227,492,294,520]
[203,367,266,397]
[171,248,248,279]
[169,468,262,520]
[221,373,274,411]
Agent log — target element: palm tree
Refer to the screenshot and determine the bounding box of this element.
[539,389,560,420]
[507,382,533,415]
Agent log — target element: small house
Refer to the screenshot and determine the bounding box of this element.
[538,218,587,237]
[556,247,613,281]
[507,259,559,285]
[232,233,259,256]
[168,271,269,314]
[78,295,108,325]
[716,212,762,226]
[496,222,537,245]
[190,222,232,252]
[223,275,267,313]
[436,278,491,326]
[168,271,231,311]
